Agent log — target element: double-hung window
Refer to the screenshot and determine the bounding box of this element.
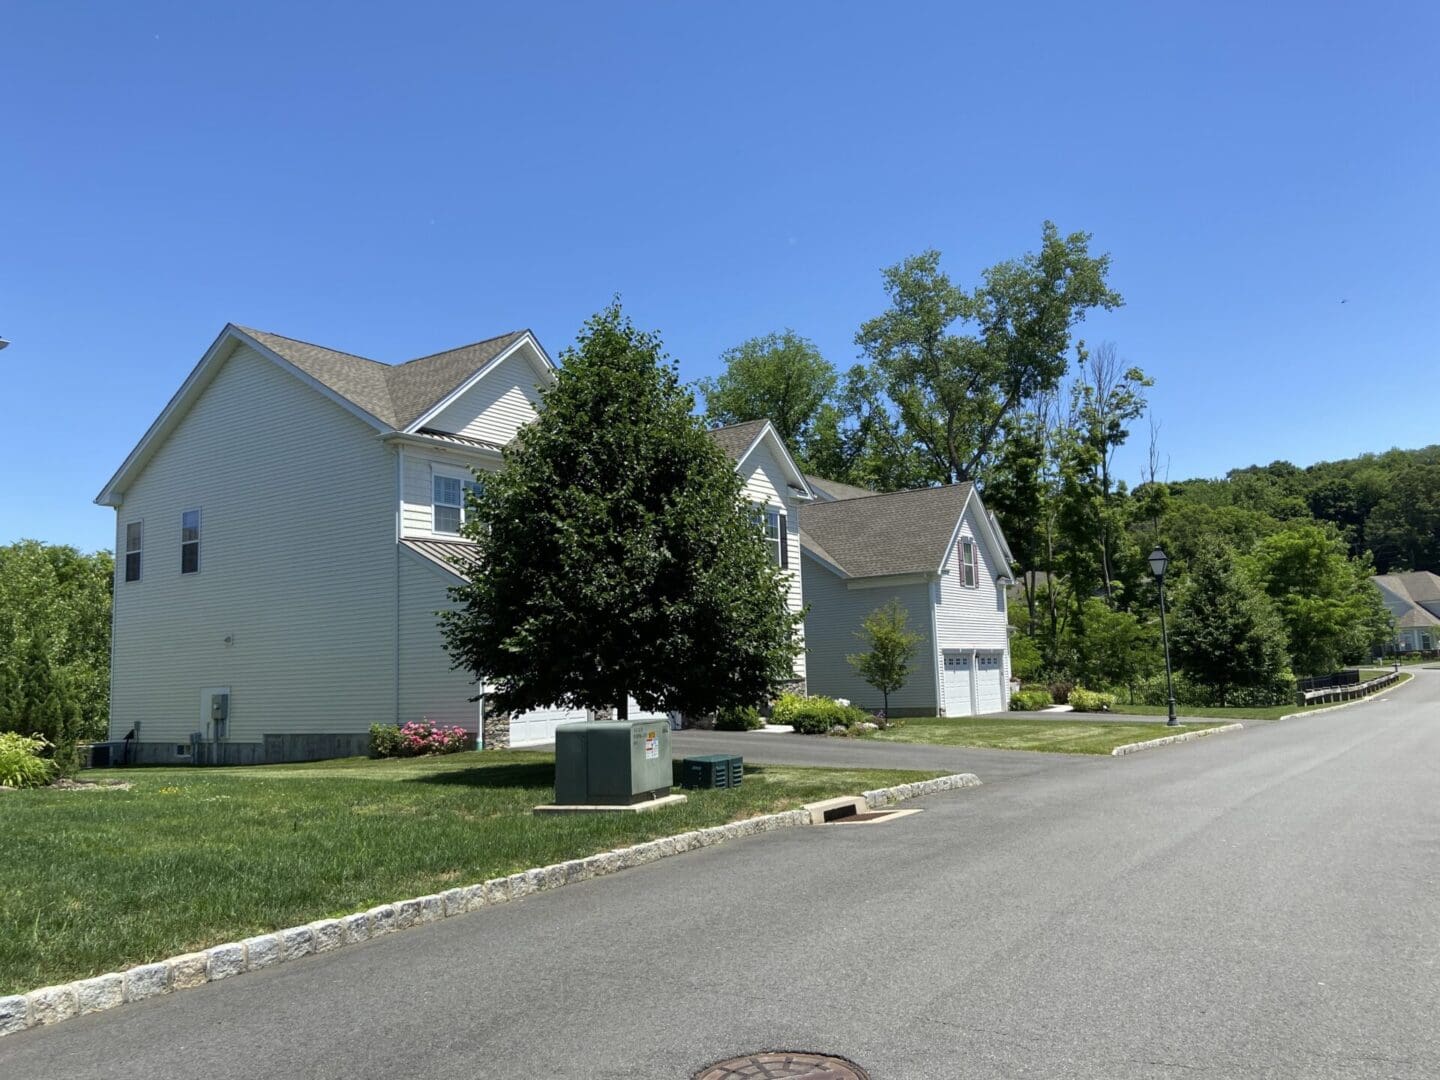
[433,475,483,535]
[181,510,201,574]
[753,503,788,568]
[124,522,143,582]
[960,538,977,588]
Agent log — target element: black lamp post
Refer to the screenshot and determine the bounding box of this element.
[1149,546,1179,727]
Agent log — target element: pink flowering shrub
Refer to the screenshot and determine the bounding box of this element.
[369,719,474,758]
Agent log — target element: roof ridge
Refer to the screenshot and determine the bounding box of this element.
[398,330,526,367]
[803,480,972,507]
[234,326,388,368]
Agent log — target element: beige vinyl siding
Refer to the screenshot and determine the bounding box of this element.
[426,351,545,445]
[799,559,934,713]
[397,553,479,730]
[109,343,399,744]
[400,449,497,539]
[734,441,806,682]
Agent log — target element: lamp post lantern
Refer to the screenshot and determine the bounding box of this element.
[1149,547,1179,727]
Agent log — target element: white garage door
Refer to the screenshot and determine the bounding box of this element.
[506,704,588,747]
[941,652,973,717]
[974,651,1005,715]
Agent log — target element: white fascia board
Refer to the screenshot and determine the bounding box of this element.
[402,333,553,434]
[95,324,395,507]
[381,431,505,460]
[935,489,1014,580]
[734,421,814,499]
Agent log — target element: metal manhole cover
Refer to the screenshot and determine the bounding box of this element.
[695,1051,869,1079]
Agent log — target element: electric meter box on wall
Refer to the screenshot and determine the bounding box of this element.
[553,720,673,805]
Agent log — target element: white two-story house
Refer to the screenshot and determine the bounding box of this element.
[799,481,1015,716]
[96,324,810,764]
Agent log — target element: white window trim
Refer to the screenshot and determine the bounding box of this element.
[124,520,143,583]
[960,538,977,589]
[431,465,484,536]
[752,502,784,567]
[181,508,201,575]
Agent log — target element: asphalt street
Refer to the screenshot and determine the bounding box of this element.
[4,670,1436,1079]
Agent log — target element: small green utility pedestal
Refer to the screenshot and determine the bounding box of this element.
[534,720,688,815]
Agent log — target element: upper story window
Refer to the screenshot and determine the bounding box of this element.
[753,503,788,568]
[433,475,484,535]
[181,510,200,574]
[124,522,143,582]
[960,538,977,588]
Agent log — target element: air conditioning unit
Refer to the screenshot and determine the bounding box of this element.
[681,754,743,789]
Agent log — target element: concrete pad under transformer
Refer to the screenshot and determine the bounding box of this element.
[533,793,689,816]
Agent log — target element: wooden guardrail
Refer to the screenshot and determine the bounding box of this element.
[1297,670,1400,707]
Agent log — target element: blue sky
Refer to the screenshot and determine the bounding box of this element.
[4,1,1437,552]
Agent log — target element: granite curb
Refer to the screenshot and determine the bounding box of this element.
[0,773,980,1039]
[1110,723,1245,756]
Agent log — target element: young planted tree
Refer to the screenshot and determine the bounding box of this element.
[442,303,803,722]
[1169,546,1291,706]
[847,601,923,717]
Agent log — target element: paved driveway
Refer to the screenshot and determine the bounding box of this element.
[3,670,1434,1079]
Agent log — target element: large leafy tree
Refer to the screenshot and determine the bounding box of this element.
[1366,464,1440,573]
[1169,546,1291,706]
[0,540,113,745]
[698,331,836,465]
[855,222,1123,485]
[442,303,803,721]
[1245,524,1393,675]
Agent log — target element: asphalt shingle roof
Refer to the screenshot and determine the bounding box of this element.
[236,326,527,430]
[1375,571,1440,624]
[799,483,974,578]
[705,419,770,461]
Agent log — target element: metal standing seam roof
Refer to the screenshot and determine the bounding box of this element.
[804,474,877,502]
[400,537,480,578]
[798,482,975,578]
[237,326,528,430]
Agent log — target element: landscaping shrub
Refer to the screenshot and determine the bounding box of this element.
[1133,671,1295,709]
[0,733,56,789]
[1067,688,1116,713]
[772,693,869,735]
[714,705,763,731]
[370,720,473,758]
[1010,688,1053,711]
[1047,680,1074,705]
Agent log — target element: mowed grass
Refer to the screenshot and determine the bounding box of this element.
[1111,672,1412,721]
[0,751,939,994]
[862,716,1221,754]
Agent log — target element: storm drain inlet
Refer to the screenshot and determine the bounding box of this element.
[695,1050,870,1079]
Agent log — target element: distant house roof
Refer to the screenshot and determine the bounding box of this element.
[238,326,529,430]
[804,475,876,502]
[1374,571,1440,626]
[798,482,987,579]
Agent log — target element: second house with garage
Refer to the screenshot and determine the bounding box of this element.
[799,481,1015,716]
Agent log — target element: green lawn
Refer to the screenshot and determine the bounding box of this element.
[0,751,939,995]
[862,716,1221,754]
[1110,672,1411,721]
